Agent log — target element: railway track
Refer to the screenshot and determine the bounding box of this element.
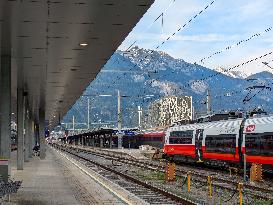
[56,144,273,202]
[55,145,196,205]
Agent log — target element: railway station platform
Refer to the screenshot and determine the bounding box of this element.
[7,147,128,205]
[68,144,158,160]
[101,148,150,160]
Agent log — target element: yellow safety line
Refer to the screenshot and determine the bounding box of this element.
[55,148,134,205]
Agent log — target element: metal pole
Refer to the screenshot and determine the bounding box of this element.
[187,172,191,192]
[206,89,212,115]
[72,115,75,130]
[87,97,90,130]
[190,96,193,120]
[243,154,247,181]
[238,183,243,205]
[117,90,122,149]
[118,90,121,131]
[138,106,142,129]
[207,176,213,198]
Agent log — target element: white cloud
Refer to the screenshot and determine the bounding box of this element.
[237,0,273,19]
[119,0,273,76]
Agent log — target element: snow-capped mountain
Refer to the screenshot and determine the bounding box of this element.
[62,46,273,128]
[215,67,248,79]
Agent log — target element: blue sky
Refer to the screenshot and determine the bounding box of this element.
[118,0,273,76]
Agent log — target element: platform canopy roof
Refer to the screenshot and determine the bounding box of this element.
[0,0,153,130]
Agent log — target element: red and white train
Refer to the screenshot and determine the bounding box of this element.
[163,115,273,169]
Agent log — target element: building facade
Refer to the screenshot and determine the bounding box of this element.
[148,96,192,127]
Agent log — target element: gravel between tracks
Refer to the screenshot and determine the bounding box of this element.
[60,144,273,205]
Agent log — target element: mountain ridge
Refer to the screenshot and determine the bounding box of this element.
[62,47,273,128]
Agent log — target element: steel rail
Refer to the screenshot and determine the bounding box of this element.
[57,145,197,205]
[57,144,273,201]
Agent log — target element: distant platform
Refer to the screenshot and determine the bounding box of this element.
[8,147,126,205]
[101,148,150,160]
[68,144,154,160]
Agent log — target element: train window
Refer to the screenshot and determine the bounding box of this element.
[205,134,236,154]
[246,133,273,156]
[260,134,273,156]
[169,130,193,144]
[245,134,260,156]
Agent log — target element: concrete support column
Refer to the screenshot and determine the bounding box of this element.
[92,137,95,147]
[39,109,46,159]
[0,55,11,159]
[28,119,34,158]
[86,137,89,146]
[81,135,84,146]
[35,124,39,147]
[17,85,24,170]
[109,134,113,149]
[100,136,103,148]
[24,114,30,162]
[0,55,11,179]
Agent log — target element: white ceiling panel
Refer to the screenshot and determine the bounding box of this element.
[0,0,154,129]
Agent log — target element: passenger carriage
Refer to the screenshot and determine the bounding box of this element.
[242,116,273,166]
[164,115,273,170]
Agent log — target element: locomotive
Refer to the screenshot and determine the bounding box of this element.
[163,112,273,171]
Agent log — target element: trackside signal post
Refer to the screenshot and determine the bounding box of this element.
[250,163,263,182]
[165,162,176,182]
[117,90,122,149]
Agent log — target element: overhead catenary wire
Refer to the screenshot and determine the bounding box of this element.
[149,51,273,105]
[110,0,176,70]
[126,0,176,51]
[99,0,272,104]
[118,6,273,98]
[130,0,217,70]
[69,1,273,125]
[198,26,273,64]
[86,1,249,121]
[188,51,273,86]
[105,0,218,102]
[243,85,272,104]
[109,0,217,84]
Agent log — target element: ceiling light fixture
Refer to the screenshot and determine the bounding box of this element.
[79,43,88,47]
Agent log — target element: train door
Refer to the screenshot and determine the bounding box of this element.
[195,129,204,162]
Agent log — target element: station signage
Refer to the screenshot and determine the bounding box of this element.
[113,130,136,136]
[124,131,135,136]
